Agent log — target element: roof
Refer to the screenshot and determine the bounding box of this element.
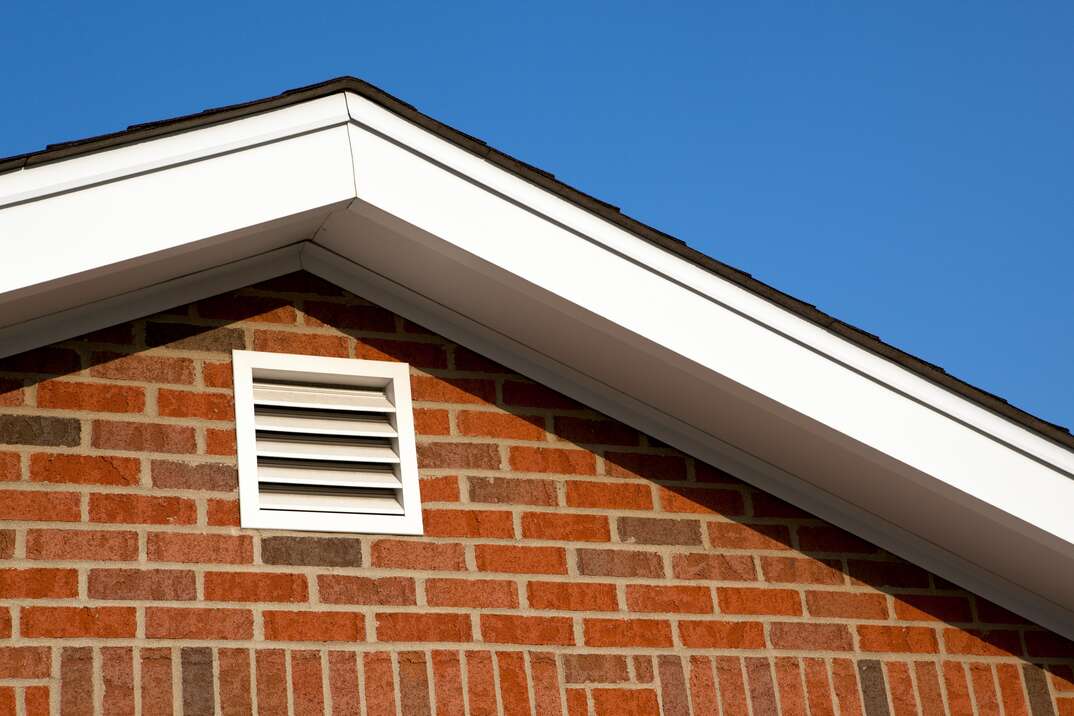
[2,76,1068,451]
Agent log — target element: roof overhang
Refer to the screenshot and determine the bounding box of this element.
[3,87,1074,639]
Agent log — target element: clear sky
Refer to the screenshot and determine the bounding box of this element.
[2,2,1072,430]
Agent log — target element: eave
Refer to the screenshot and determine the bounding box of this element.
[2,80,1073,640]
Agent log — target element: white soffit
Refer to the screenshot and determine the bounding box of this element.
[1,87,1072,638]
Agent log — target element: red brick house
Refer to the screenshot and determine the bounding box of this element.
[0,77,1071,714]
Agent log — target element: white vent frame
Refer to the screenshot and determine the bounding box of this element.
[231,350,423,535]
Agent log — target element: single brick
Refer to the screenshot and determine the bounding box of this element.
[0,381,24,408]
[417,443,501,470]
[509,446,596,475]
[414,408,451,436]
[469,476,558,506]
[0,568,78,598]
[528,582,619,611]
[577,548,664,578]
[522,512,611,542]
[718,587,802,616]
[0,490,80,521]
[37,381,145,413]
[201,361,233,388]
[196,293,296,323]
[89,493,197,525]
[371,540,465,571]
[481,615,574,646]
[591,688,661,716]
[88,569,196,600]
[263,611,364,641]
[26,529,138,561]
[458,411,546,441]
[148,533,253,564]
[0,647,51,678]
[261,536,362,567]
[798,526,879,554]
[21,607,136,638]
[627,585,713,614]
[0,452,18,480]
[376,613,472,642]
[158,389,234,420]
[90,353,195,384]
[426,578,518,609]
[30,453,140,486]
[206,499,239,526]
[358,338,447,368]
[204,572,309,602]
[566,481,652,510]
[562,654,630,684]
[553,417,639,446]
[146,607,252,640]
[501,381,581,409]
[848,560,930,589]
[583,619,674,648]
[893,594,972,623]
[709,522,793,550]
[475,545,567,574]
[304,301,393,330]
[604,452,686,481]
[0,347,80,374]
[769,623,853,651]
[91,420,196,453]
[423,509,516,539]
[150,460,237,491]
[0,415,80,447]
[253,330,349,357]
[857,625,939,654]
[618,516,701,546]
[679,621,766,649]
[805,591,888,620]
[319,575,417,605]
[672,553,757,582]
[760,556,844,585]
[420,475,460,503]
[205,428,235,455]
[411,375,496,404]
[454,347,512,373]
[181,647,215,716]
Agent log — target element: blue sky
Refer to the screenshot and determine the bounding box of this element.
[2,2,1072,430]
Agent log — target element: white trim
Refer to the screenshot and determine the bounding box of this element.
[232,349,423,535]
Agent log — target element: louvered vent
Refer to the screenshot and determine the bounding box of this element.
[232,351,423,534]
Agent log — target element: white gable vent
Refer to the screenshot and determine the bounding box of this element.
[232,350,423,535]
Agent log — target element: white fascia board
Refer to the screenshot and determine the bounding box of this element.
[339,112,1074,551]
[343,91,1074,477]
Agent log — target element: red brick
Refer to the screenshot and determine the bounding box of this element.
[0,647,51,678]
[0,489,80,521]
[327,651,360,716]
[141,647,174,716]
[566,481,652,510]
[773,658,808,716]
[148,533,253,563]
[627,585,713,614]
[26,529,138,561]
[566,689,588,716]
[376,613,472,642]
[510,446,596,475]
[356,337,447,369]
[0,609,8,639]
[197,293,297,323]
[364,651,398,716]
[88,569,196,600]
[30,453,140,486]
[943,628,1022,657]
[264,611,364,642]
[25,686,50,714]
[207,498,240,526]
[469,476,558,506]
[253,650,287,714]
[913,662,946,716]
[0,688,13,714]
[584,619,674,647]
[150,460,237,491]
[423,509,515,538]
[605,452,686,481]
[417,442,501,470]
[797,525,879,553]
[304,299,392,327]
[146,607,252,640]
[371,540,465,571]
[0,452,18,481]
[679,621,766,649]
[554,417,639,446]
[750,492,813,519]
[319,575,417,605]
[0,568,77,598]
[656,486,745,515]
[528,581,618,611]
[830,659,864,716]
[420,475,460,502]
[475,545,567,574]
[522,512,610,542]
[481,615,574,645]
[801,658,835,716]
[563,654,630,684]
[458,411,545,440]
[413,408,451,436]
[501,381,581,409]
[995,663,1030,716]
[430,651,465,716]
[0,346,80,374]
[672,553,757,581]
[291,650,326,714]
[769,623,853,651]
[21,607,135,638]
[592,688,660,716]
[709,522,792,550]
[0,380,23,407]
[806,591,888,620]
[157,389,234,420]
[943,662,974,714]
[0,531,10,559]
[202,361,233,388]
[718,587,801,616]
[204,572,308,602]
[397,651,434,716]
[761,556,844,585]
[969,663,1000,716]
[426,578,518,609]
[847,560,931,589]
[91,353,195,384]
[454,346,511,373]
[465,651,497,716]
[857,625,939,654]
[411,375,496,404]
[619,516,701,545]
[205,428,236,455]
[577,548,664,578]
[90,493,196,525]
[92,420,196,453]
[253,330,349,356]
[38,380,144,412]
[893,594,972,622]
[530,652,564,715]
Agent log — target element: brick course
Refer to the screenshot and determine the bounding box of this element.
[0,271,1069,714]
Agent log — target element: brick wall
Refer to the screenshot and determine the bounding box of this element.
[0,271,1071,715]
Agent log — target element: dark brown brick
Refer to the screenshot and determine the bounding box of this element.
[145,323,246,352]
[563,654,630,684]
[617,516,702,546]
[0,415,80,446]
[0,347,81,375]
[576,549,664,578]
[261,536,362,567]
[151,461,237,491]
[181,648,215,716]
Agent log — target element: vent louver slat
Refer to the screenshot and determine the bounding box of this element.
[252,377,404,515]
